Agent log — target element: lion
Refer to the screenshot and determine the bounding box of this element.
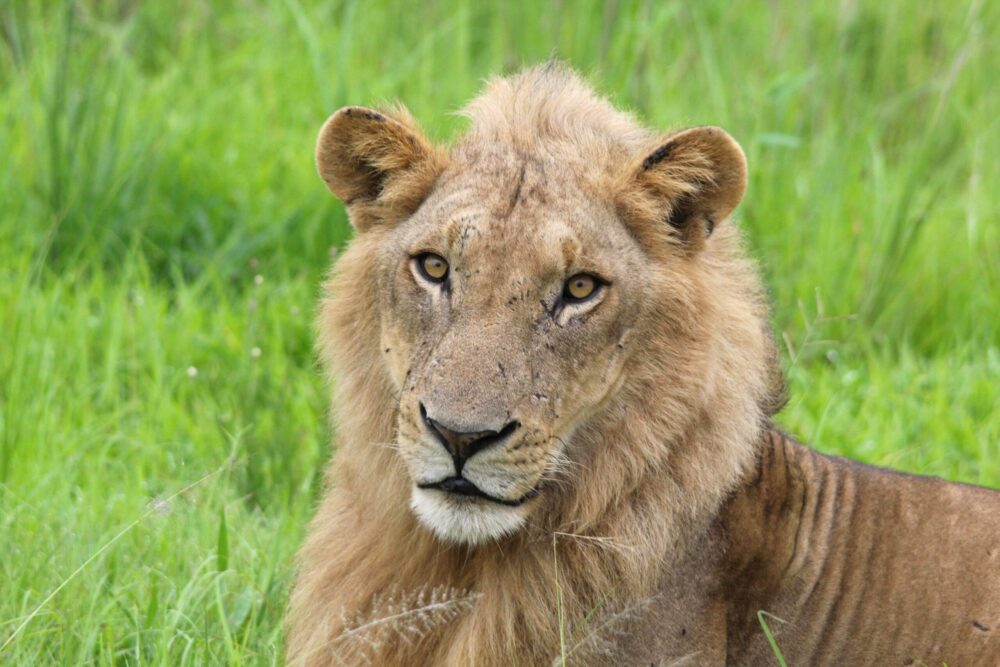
[286,64,1000,666]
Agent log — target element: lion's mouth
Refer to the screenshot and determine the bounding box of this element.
[418,476,539,507]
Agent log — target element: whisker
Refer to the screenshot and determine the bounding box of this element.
[553,530,637,554]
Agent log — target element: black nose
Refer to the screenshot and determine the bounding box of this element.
[419,403,520,471]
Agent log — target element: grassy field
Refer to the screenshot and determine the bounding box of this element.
[1,1,997,664]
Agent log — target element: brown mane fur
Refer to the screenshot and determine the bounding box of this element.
[286,65,785,665]
[289,65,1000,666]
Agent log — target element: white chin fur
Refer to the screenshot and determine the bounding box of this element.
[410,488,526,545]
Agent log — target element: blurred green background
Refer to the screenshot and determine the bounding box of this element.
[1,0,997,663]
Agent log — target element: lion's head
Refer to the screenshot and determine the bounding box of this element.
[315,65,784,547]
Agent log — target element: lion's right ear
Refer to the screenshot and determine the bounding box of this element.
[316,106,447,232]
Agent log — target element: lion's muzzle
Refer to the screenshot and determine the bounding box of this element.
[417,401,534,505]
[402,400,545,543]
[420,402,520,472]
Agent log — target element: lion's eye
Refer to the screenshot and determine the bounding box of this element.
[416,253,449,282]
[564,273,598,302]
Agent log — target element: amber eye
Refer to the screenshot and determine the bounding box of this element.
[416,253,449,282]
[564,273,598,302]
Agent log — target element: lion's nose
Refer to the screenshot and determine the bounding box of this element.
[419,402,520,471]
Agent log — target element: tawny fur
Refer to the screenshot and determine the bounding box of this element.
[286,65,1000,666]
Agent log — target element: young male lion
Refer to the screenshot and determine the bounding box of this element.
[286,64,1000,666]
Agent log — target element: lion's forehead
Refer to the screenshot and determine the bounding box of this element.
[404,166,634,276]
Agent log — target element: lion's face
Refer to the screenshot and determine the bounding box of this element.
[373,165,648,543]
[315,86,749,545]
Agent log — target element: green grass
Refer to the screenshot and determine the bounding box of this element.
[1,0,997,664]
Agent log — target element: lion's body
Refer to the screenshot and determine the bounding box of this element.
[718,431,1000,665]
[286,65,1000,666]
[542,429,1000,665]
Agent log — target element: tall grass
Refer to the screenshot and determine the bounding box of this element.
[0,1,997,664]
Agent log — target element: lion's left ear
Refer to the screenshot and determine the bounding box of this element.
[617,126,747,252]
